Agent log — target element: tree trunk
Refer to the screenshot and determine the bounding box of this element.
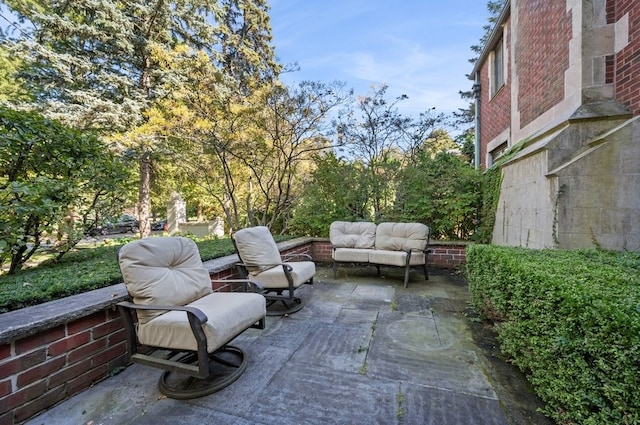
[138,152,152,238]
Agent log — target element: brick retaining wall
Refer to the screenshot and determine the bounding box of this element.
[0,238,466,424]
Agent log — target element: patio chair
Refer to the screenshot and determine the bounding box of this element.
[232,226,315,316]
[116,236,266,399]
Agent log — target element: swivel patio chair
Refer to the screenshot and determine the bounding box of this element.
[116,236,266,399]
[232,226,315,316]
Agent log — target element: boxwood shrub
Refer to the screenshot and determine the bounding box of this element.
[466,244,640,424]
[0,235,292,313]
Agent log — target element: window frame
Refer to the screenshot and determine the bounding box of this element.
[490,35,505,97]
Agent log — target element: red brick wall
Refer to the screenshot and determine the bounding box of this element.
[312,240,467,269]
[479,20,512,169]
[516,0,572,127]
[610,0,640,115]
[0,310,128,424]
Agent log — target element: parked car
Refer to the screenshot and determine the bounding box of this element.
[151,220,167,231]
[89,214,139,235]
[108,214,139,234]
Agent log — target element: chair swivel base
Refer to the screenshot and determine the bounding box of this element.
[265,297,304,316]
[158,345,247,399]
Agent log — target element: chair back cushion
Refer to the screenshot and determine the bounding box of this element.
[232,226,282,273]
[118,237,213,324]
[374,222,430,252]
[329,221,376,249]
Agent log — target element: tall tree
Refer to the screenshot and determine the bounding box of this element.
[2,0,280,236]
[215,0,281,89]
[336,85,445,220]
[154,47,350,232]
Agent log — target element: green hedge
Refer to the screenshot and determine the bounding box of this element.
[0,235,292,313]
[466,245,640,424]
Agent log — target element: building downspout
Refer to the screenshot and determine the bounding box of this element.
[473,72,481,170]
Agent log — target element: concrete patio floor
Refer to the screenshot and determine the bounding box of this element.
[25,266,553,425]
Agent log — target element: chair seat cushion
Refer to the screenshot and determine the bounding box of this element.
[138,292,266,352]
[333,247,370,263]
[249,261,315,289]
[368,250,426,267]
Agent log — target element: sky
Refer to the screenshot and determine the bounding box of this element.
[268,0,490,117]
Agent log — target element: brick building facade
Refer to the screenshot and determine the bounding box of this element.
[472,0,640,250]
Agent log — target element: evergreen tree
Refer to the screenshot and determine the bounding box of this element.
[455,0,507,163]
[2,0,280,236]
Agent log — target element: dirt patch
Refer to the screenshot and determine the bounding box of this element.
[467,311,555,425]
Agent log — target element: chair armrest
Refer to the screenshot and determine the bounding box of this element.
[116,301,208,325]
[234,261,293,272]
[116,301,211,365]
[211,279,264,293]
[282,253,313,262]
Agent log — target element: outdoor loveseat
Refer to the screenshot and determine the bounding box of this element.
[330,221,430,288]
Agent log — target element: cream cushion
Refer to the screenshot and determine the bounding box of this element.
[374,222,429,252]
[118,237,213,324]
[333,247,371,263]
[368,250,427,267]
[137,292,266,352]
[330,221,376,249]
[233,226,282,273]
[250,261,316,289]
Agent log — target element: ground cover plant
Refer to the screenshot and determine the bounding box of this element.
[466,245,640,424]
[0,235,291,313]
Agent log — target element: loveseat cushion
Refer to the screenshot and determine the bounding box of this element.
[118,237,213,324]
[137,292,266,352]
[330,221,376,249]
[332,247,371,263]
[374,222,429,252]
[368,250,427,267]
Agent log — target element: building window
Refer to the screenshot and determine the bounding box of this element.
[491,37,505,97]
[489,141,508,166]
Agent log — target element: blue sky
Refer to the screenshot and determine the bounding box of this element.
[269,0,490,117]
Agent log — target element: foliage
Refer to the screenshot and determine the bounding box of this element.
[475,165,502,243]
[288,152,371,237]
[336,85,446,220]
[0,234,292,313]
[0,106,129,273]
[467,245,640,424]
[155,57,350,233]
[0,45,31,102]
[392,151,482,240]
[290,130,482,240]
[2,0,281,237]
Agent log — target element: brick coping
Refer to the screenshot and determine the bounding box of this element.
[0,237,314,345]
